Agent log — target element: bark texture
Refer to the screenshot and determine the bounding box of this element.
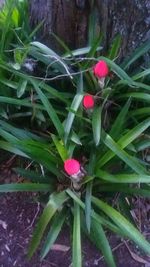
[29,0,150,56]
[29,0,90,51]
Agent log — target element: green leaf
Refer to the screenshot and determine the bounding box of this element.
[51,134,68,161]
[117,80,150,91]
[14,139,60,176]
[0,120,42,141]
[85,151,95,232]
[100,132,147,174]
[96,170,150,183]
[84,33,103,68]
[98,118,150,168]
[17,78,27,98]
[92,106,102,146]
[96,184,150,198]
[90,219,116,267]
[118,92,150,102]
[29,19,44,39]
[109,99,131,139]
[92,196,150,255]
[30,41,72,76]
[135,140,150,152]
[0,96,45,110]
[108,35,121,60]
[85,182,93,233]
[122,40,150,69]
[72,201,82,267]
[66,189,122,235]
[131,108,150,117]
[41,209,66,259]
[0,140,28,158]
[28,191,68,258]
[13,168,52,183]
[64,46,101,58]
[31,79,64,139]
[0,183,51,192]
[132,68,150,80]
[88,7,99,45]
[64,93,83,143]
[71,131,82,145]
[119,197,136,226]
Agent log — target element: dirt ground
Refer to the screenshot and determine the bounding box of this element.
[0,170,149,267]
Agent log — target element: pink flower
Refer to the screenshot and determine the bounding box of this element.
[93,60,109,78]
[83,94,94,109]
[64,159,80,176]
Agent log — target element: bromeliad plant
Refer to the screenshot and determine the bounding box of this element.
[0,41,150,267]
[0,8,150,266]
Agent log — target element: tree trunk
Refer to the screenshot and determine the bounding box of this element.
[29,0,150,56]
[29,0,90,51]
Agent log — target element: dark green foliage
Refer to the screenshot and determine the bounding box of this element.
[0,2,150,267]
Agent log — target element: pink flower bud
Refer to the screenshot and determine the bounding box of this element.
[93,60,109,78]
[64,159,80,176]
[83,94,94,109]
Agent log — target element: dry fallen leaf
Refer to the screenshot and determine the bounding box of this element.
[51,244,70,252]
[0,219,7,230]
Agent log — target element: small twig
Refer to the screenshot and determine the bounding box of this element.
[40,164,45,176]
[94,239,130,264]
[4,155,17,167]
[23,202,40,232]
[25,161,34,170]
[123,240,149,264]
[28,67,91,81]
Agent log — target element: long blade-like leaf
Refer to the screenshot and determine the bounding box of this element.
[96,169,150,183]
[92,106,102,146]
[41,209,66,259]
[0,183,51,192]
[92,197,150,255]
[122,39,150,69]
[98,118,150,168]
[109,99,131,139]
[90,219,116,267]
[72,201,82,267]
[28,191,68,258]
[64,93,83,143]
[101,132,147,174]
[31,79,64,139]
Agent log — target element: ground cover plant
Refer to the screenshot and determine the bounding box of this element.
[0,1,150,267]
